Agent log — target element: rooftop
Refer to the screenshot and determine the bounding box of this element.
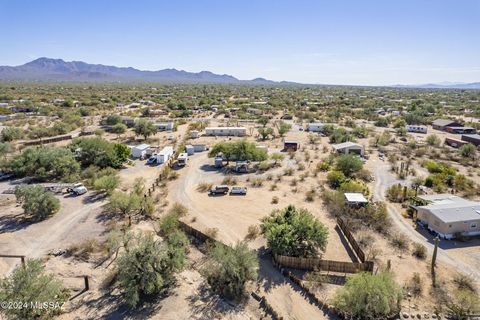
[344,193,368,203]
[432,119,460,126]
[333,141,363,150]
[134,143,150,150]
[417,194,480,223]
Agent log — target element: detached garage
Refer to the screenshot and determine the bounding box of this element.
[332,142,365,156]
[131,144,150,159]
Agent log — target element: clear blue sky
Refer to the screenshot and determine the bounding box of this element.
[1,0,479,85]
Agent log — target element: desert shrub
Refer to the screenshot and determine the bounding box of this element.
[245,224,261,241]
[196,182,213,192]
[339,179,369,196]
[0,259,70,320]
[261,205,328,258]
[257,161,271,171]
[355,168,373,182]
[283,168,294,176]
[333,272,403,319]
[407,272,423,297]
[201,242,258,301]
[250,178,264,187]
[316,161,330,172]
[390,233,409,251]
[205,227,219,239]
[412,243,427,260]
[327,170,346,188]
[271,196,279,204]
[426,134,441,147]
[305,188,316,202]
[116,232,188,307]
[453,274,477,293]
[446,289,480,319]
[222,176,237,185]
[335,154,364,177]
[93,174,120,195]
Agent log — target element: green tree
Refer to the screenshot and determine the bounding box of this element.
[71,137,129,168]
[0,259,69,320]
[15,185,60,221]
[11,146,80,181]
[201,241,258,301]
[93,174,120,195]
[261,205,329,257]
[333,272,403,319]
[134,119,157,140]
[459,143,476,159]
[335,154,364,177]
[1,127,23,142]
[258,127,274,140]
[257,116,269,127]
[116,232,188,307]
[276,121,291,137]
[105,114,122,125]
[208,140,268,163]
[107,191,141,218]
[111,123,127,138]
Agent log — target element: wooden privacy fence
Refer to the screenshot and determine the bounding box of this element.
[273,254,374,273]
[177,220,217,244]
[337,216,366,262]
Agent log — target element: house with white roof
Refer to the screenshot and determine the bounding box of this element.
[414,194,480,239]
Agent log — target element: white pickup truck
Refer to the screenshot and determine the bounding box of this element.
[230,186,247,195]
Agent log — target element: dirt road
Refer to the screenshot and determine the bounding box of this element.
[0,194,105,274]
[370,158,480,282]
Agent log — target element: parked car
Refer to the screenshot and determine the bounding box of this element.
[209,185,229,195]
[230,186,247,195]
[146,155,157,165]
[67,183,88,195]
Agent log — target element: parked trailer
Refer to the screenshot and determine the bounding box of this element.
[444,137,468,148]
[177,153,188,166]
[156,146,174,164]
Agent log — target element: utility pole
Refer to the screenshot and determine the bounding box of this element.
[431,236,440,287]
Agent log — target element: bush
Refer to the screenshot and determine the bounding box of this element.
[11,146,80,181]
[261,205,328,257]
[390,233,409,251]
[93,174,120,194]
[71,137,130,169]
[208,140,267,162]
[116,232,188,307]
[15,185,60,221]
[0,259,69,319]
[0,126,23,142]
[201,242,258,301]
[196,182,213,192]
[335,154,363,177]
[222,176,237,185]
[271,196,279,204]
[407,272,423,297]
[327,170,346,188]
[333,272,403,319]
[412,243,427,260]
[453,274,477,293]
[245,224,260,241]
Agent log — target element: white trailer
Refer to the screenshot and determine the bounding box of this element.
[205,127,247,136]
[307,122,324,132]
[185,145,195,155]
[193,144,207,152]
[156,146,174,164]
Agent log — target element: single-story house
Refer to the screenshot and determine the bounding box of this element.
[445,127,476,135]
[332,142,365,156]
[284,140,300,152]
[344,193,368,206]
[432,119,462,131]
[156,122,174,131]
[205,127,247,137]
[461,134,480,147]
[414,194,480,239]
[131,144,150,159]
[406,125,427,134]
[307,122,324,132]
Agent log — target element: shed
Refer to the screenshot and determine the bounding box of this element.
[332,142,365,156]
[190,130,199,139]
[156,122,174,131]
[214,156,224,168]
[344,193,368,206]
[432,119,462,131]
[461,134,480,147]
[131,144,150,159]
[307,122,324,132]
[284,140,300,152]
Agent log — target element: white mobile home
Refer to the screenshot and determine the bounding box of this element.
[307,122,324,132]
[193,144,207,152]
[406,125,427,134]
[205,127,247,137]
[156,122,174,131]
[131,144,150,159]
[156,146,174,164]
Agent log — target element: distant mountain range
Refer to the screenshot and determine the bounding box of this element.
[393,81,480,89]
[0,58,281,84]
[0,58,479,88]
